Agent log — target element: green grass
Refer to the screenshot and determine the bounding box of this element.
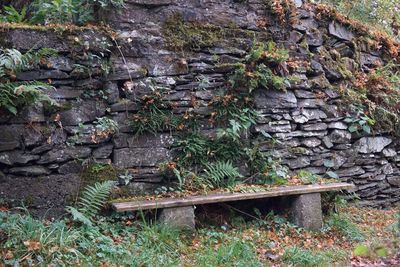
[1,207,397,266]
[282,246,347,267]
[323,212,365,242]
[194,235,261,267]
[0,211,186,266]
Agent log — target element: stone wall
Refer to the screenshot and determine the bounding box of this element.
[0,0,399,217]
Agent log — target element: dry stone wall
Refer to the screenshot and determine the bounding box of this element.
[0,0,399,217]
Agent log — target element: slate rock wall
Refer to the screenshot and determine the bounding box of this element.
[0,0,399,217]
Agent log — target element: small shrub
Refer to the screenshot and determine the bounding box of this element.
[260,159,289,185]
[316,0,400,39]
[340,62,400,136]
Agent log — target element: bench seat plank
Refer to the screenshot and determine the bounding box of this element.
[112,182,354,212]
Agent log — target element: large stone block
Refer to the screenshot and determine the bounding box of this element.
[290,193,323,230]
[328,22,355,41]
[9,166,51,176]
[159,206,195,231]
[254,89,297,109]
[355,137,392,154]
[0,151,39,166]
[113,147,170,168]
[0,125,22,152]
[37,146,92,164]
[57,101,106,126]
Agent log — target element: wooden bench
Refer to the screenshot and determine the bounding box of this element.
[112,182,355,230]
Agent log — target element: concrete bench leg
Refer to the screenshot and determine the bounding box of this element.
[290,193,323,231]
[159,206,195,231]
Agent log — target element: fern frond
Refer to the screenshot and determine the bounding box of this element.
[77,180,115,220]
[0,81,57,114]
[202,161,243,188]
[66,181,115,225]
[65,207,93,227]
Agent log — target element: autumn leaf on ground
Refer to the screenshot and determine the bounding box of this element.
[23,240,41,251]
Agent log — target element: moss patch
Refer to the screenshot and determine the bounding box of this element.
[80,163,118,189]
[0,22,116,37]
[161,14,260,51]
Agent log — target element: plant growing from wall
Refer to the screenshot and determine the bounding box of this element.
[94,116,119,138]
[265,0,298,25]
[130,87,181,135]
[200,161,243,189]
[228,42,290,93]
[0,48,58,115]
[129,41,292,192]
[340,62,400,136]
[1,0,124,25]
[0,6,27,23]
[315,0,400,40]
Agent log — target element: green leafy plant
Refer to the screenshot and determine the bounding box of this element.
[229,42,290,93]
[130,86,181,135]
[200,161,243,189]
[244,142,289,185]
[297,170,319,185]
[66,180,116,226]
[316,0,400,39]
[0,48,58,115]
[344,108,376,135]
[341,62,400,136]
[94,117,119,136]
[89,163,109,174]
[323,159,340,179]
[119,170,133,186]
[9,0,125,25]
[0,5,27,23]
[29,0,93,25]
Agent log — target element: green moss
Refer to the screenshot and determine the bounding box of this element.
[337,61,353,79]
[0,22,115,36]
[161,14,258,51]
[162,14,220,51]
[80,163,118,189]
[288,147,308,155]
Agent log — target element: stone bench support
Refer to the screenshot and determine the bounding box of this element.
[159,206,195,230]
[290,193,323,230]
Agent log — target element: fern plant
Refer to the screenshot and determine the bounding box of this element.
[66,180,116,226]
[0,5,27,23]
[200,161,243,189]
[0,48,57,115]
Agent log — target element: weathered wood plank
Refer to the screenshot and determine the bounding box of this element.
[112,183,355,212]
